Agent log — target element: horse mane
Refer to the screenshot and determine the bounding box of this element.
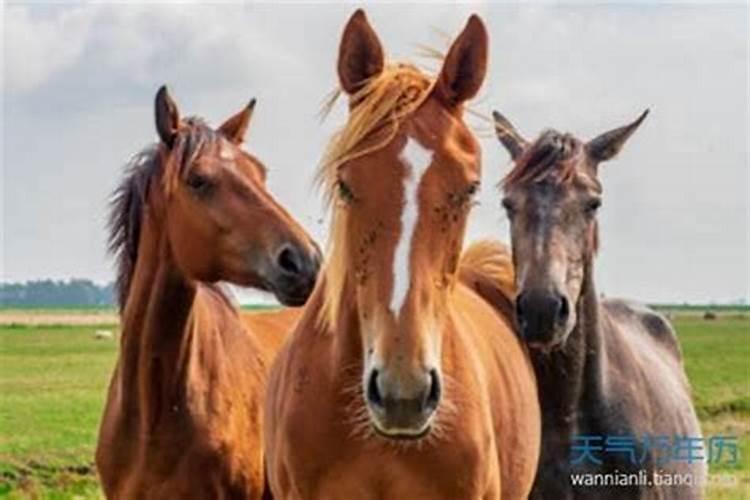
[500,129,601,256]
[107,118,221,311]
[501,129,583,189]
[458,240,516,323]
[316,62,435,328]
[317,62,435,207]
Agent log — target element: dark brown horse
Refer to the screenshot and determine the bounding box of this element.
[265,11,540,499]
[493,109,706,499]
[96,86,321,499]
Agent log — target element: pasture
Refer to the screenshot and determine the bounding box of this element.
[0,312,747,498]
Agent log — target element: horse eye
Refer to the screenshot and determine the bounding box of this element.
[466,181,480,197]
[186,173,213,195]
[337,180,355,202]
[585,198,602,214]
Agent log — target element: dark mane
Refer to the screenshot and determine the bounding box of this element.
[107,146,158,311]
[501,129,582,188]
[107,118,219,311]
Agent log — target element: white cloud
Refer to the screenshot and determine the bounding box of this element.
[5,5,97,93]
[4,4,309,95]
[2,3,747,304]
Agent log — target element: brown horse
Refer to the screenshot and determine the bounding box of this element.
[493,110,706,499]
[265,11,540,499]
[96,86,321,499]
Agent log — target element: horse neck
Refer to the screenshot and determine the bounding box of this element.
[317,276,365,387]
[532,258,605,435]
[118,195,198,423]
[334,285,364,362]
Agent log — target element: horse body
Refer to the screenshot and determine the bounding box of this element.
[531,286,705,499]
[266,257,539,500]
[493,113,706,498]
[96,88,319,498]
[265,11,540,499]
[98,285,285,498]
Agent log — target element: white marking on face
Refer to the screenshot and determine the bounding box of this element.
[219,139,236,162]
[389,136,433,317]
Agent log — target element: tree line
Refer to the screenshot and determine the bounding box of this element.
[0,279,114,307]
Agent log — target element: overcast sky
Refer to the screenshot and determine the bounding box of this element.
[3,2,748,304]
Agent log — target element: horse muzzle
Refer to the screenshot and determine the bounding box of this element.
[364,367,441,439]
[267,242,321,306]
[515,288,571,348]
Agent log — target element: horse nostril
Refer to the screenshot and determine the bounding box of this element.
[515,293,526,318]
[276,245,302,276]
[515,292,528,330]
[425,369,441,411]
[557,295,570,324]
[366,369,383,409]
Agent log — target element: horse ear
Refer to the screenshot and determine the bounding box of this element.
[586,109,649,163]
[493,111,528,160]
[337,9,385,95]
[218,98,256,144]
[433,15,488,107]
[155,85,180,148]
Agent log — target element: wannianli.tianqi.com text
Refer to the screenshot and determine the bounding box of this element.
[570,470,738,488]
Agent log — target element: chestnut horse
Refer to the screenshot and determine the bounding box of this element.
[493,110,706,498]
[265,11,540,499]
[96,87,321,499]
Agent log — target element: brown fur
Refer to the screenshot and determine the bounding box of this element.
[458,240,516,324]
[96,90,319,499]
[265,11,540,499]
[316,62,434,328]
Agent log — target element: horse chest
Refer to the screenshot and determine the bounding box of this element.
[274,402,495,500]
[281,446,494,500]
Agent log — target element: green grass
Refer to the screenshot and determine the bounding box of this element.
[679,318,750,418]
[654,304,749,313]
[0,316,747,498]
[0,326,117,498]
[677,317,750,498]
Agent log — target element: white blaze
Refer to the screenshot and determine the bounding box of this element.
[219,139,236,163]
[390,137,433,316]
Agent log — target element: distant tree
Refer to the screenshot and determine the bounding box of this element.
[0,279,115,307]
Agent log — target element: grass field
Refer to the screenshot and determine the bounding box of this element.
[0,324,116,498]
[0,315,747,498]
